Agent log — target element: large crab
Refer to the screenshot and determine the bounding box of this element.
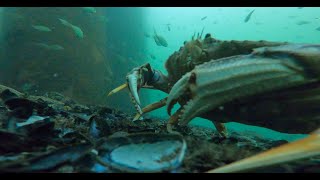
[108,33,320,172]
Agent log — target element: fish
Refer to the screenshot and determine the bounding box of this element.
[201,16,207,20]
[316,27,320,31]
[150,54,156,60]
[144,32,151,38]
[96,15,109,23]
[153,27,168,47]
[296,20,311,25]
[166,24,171,31]
[244,9,255,23]
[33,42,64,51]
[297,7,304,9]
[82,7,96,13]
[32,25,52,32]
[59,18,84,39]
[50,45,64,50]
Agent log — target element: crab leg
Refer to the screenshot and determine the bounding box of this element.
[212,121,228,138]
[167,108,183,134]
[207,128,320,173]
[107,83,127,97]
[133,97,168,121]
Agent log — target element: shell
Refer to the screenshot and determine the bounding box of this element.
[96,133,187,173]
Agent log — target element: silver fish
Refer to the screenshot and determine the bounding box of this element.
[244,9,255,23]
[59,18,84,39]
[296,20,311,25]
[153,27,168,47]
[32,25,52,32]
[33,42,64,51]
[82,7,96,13]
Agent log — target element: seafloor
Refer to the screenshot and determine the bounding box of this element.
[0,84,319,173]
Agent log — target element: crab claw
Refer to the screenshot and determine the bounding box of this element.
[166,72,194,121]
[106,82,140,113]
[167,44,318,127]
[127,70,143,114]
[107,63,156,117]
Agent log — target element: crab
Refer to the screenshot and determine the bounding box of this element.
[108,33,320,172]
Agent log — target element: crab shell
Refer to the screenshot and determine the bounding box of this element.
[166,44,320,134]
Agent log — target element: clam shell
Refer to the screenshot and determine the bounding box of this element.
[97,133,187,173]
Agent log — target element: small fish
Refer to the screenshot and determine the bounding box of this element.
[59,18,84,39]
[33,42,64,51]
[167,24,171,31]
[82,7,96,13]
[144,32,151,38]
[297,7,304,9]
[150,54,156,60]
[296,20,311,25]
[50,45,64,50]
[32,25,52,32]
[153,27,168,47]
[201,16,207,21]
[244,9,255,23]
[96,15,109,23]
[316,27,320,31]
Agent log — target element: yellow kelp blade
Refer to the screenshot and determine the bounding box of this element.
[107,83,127,97]
[207,129,320,173]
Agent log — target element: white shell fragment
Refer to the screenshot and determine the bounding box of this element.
[16,115,49,127]
[97,133,187,173]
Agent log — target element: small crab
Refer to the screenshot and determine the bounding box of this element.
[108,33,320,172]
